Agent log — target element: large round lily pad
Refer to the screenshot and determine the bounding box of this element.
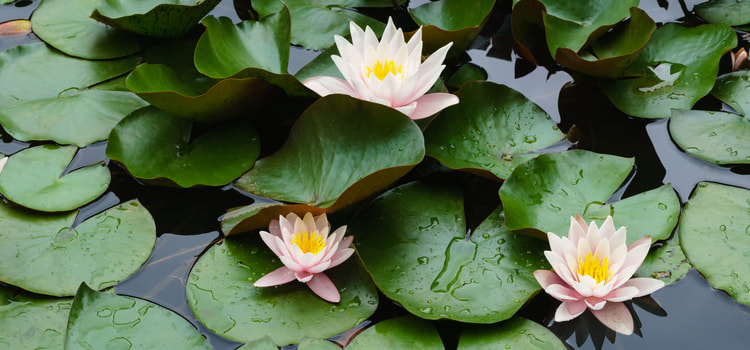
[680,182,750,306]
[424,81,565,180]
[106,106,260,187]
[91,0,221,38]
[186,233,378,345]
[669,109,750,164]
[0,285,71,349]
[67,283,211,349]
[711,71,750,117]
[0,145,110,212]
[457,317,567,349]
[695,0,750,26]
[350,181,549,323]
[0,43,147,146]
[30,0,144,59]
[409,0,495,56]
[498,150,679,242]
[346,316,444,349]
[0,199,156,297]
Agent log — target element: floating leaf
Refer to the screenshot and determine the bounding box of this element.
[634,232,690,286]
[186,233,378,345]
[106,106,260,187]
[424,81,565,180]
[457,317,567,349]
[695,0,750,26]
[600,23,736,118]
[0,43,147,146]
[409,0,496,57]
[298,338,341,350]
[498,150,679,242]
[0,285,71,349]
[346,316,444,349]
[680,182,750,306]
[91,0,221,38]
[0,199,156,297]
[669,109,750,164]
[0,145,110,212]
[711,71,750,116]
[295,44,342,82]
[67,283,211,349]
[237,336,277,350]
[445,63,487,89]
[351,181,549,323]
[30,0,144,59]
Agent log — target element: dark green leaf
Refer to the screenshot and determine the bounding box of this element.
[695,0,750,26]
[409,0,495,56]
[346,316,444,349]
[92,0,221,38]
[457,317,567,349]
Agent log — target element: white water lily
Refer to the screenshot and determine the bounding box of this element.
[303,18,459,120]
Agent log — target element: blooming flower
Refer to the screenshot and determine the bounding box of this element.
[303,18,459,120]
[731,48,749,71]
[533,215,665,335]
[254,212,354,303]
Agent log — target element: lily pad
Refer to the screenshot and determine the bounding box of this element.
[669,109,750,164]
[30,0,144,59]
[679,182,750,306]
[498,150,679,242]
[298,338,341,350]
[600,23,736,119]
[346,316,444,349]
[695,0,750,26]
[67,283,211,349]
[0,199,156,297]
[409,0,496,57]
[634,232,690,286]
[0,43,147,147]
[0,145,110,212]
[457,317,567,349]
[350,181,549,323]
[232,95,424,230]
[106,106,261,187]
[186,233,378,345]
[711,71,750,116]
[0,285,71,349]
[91,0,221,38]
[424,81,565,180]
[251,0,405,50]
[445,63,487,89]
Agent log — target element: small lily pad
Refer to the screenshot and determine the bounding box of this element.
[66,283,211,349]
[457,317,567,349]
[711,71,750,116]
[409,0,496,56]
[0,285,71,349]
[0,145,110,212]
[669,109,750,164]
[346,316,444,350]
[91,0,221,38]
[0,199,156,297]
[186,233,378,345]
[634,232,690,286]
[695,0,750,26]
[680,182,750,306]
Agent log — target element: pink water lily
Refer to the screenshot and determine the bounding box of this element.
[533,215,665,335]
[254,212,354,303]
[303,18,459,120]
[731,48,749,71]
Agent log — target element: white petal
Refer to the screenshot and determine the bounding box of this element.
[406,27,422,54]
[303,76,359,98]
[260,231,283,257]
[394,102,417,116]
[407,93,459,120]
[349,21,365,51]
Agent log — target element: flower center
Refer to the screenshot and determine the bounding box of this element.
[577,253,610,284]
[366,59,402,81]
[291,231,326,254]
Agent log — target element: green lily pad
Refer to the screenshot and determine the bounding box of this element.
[232,95,424,230]
[106,106,260,187]
[251,0,405,50]
[186,233,378,345]
[350,181,549,323]
[0,43,147,147]
[0,285,71,349]
[298,338,341,350]
[0,145,110,212]
[91,0,221,38]
[634,232,690,286]
[445,63,487,89]
[30,0,144,59]
[295,44,343,82]
[409,0,495,57]
[712,71,750,116]
[67,283,211,349]
[498,150,679,242]
[346,316,443,349]
[424,81,565,180]
[0,199,156,297]
[679,182,750,306]
[695,0,750,26]
[669,109,750,164]
[237,336,277,350]
[600,23,736,119]
[457,317,567,349]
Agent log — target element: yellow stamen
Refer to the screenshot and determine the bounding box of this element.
[366,59,402,81]
[291,231,326,254]
[577,253,610,283]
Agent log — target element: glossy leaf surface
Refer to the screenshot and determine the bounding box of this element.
[457,317,567,349]
[92,0,221,38]
[669,109,750,164]
[712,71,750,116]
[346,316,444,350]
[0,285,71,349]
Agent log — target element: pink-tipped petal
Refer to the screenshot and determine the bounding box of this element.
[328,248,355,269]
[254,267,296,287]
[546,284,583,301]
[0,157,7,174]
[603,286,639,302]
[259,231,283,257]
[407,93,459,120]
[306,260,332,274]
[590,301,634,335]
[555,299,587,322]
[295,271,314,283]
[533,269,566,289]
[584,297,606,310]
[307,273,340,303]
[622,278,666,298]
[395,102,418,117]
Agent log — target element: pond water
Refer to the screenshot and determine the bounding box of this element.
[1,0,750,349]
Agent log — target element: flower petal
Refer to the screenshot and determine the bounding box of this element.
[254,266,296,287]
[303,76,360,98]
[555,299,587,322]
[584,297,606,310]
[603,285,639,302]
[622,278,665,298]
[328,247,355,269]
[259,231,283,257]
[590,301,634,335]
[307,273,340,302]
[533,269,565,289]
[408,93,459,120]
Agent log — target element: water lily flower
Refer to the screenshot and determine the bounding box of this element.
[731,48,749,71]
[533,215,665,335]
[303,18,459,120]
[254,212,354,303]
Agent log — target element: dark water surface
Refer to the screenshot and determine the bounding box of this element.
[2,0,750,349]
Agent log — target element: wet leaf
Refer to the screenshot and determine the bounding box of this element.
[298,338,341,350]
[0,145,110,212]
[669,109,750,164]
[350,181,549,323]
[695,0,750,26]
[91,0,221,38]
[457,317,567,349]
[236,336,277,350]
[186,233,378,345]
[424,81,565,180]
[67,283,210,349]
[445,63,487,89]
[346,316,444,349]
[634,232,690,286]
[0,199,156,297]
[0,285,71,349]
[409,0,495,57]
[711,71,750,116]
[0,20,31,35]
